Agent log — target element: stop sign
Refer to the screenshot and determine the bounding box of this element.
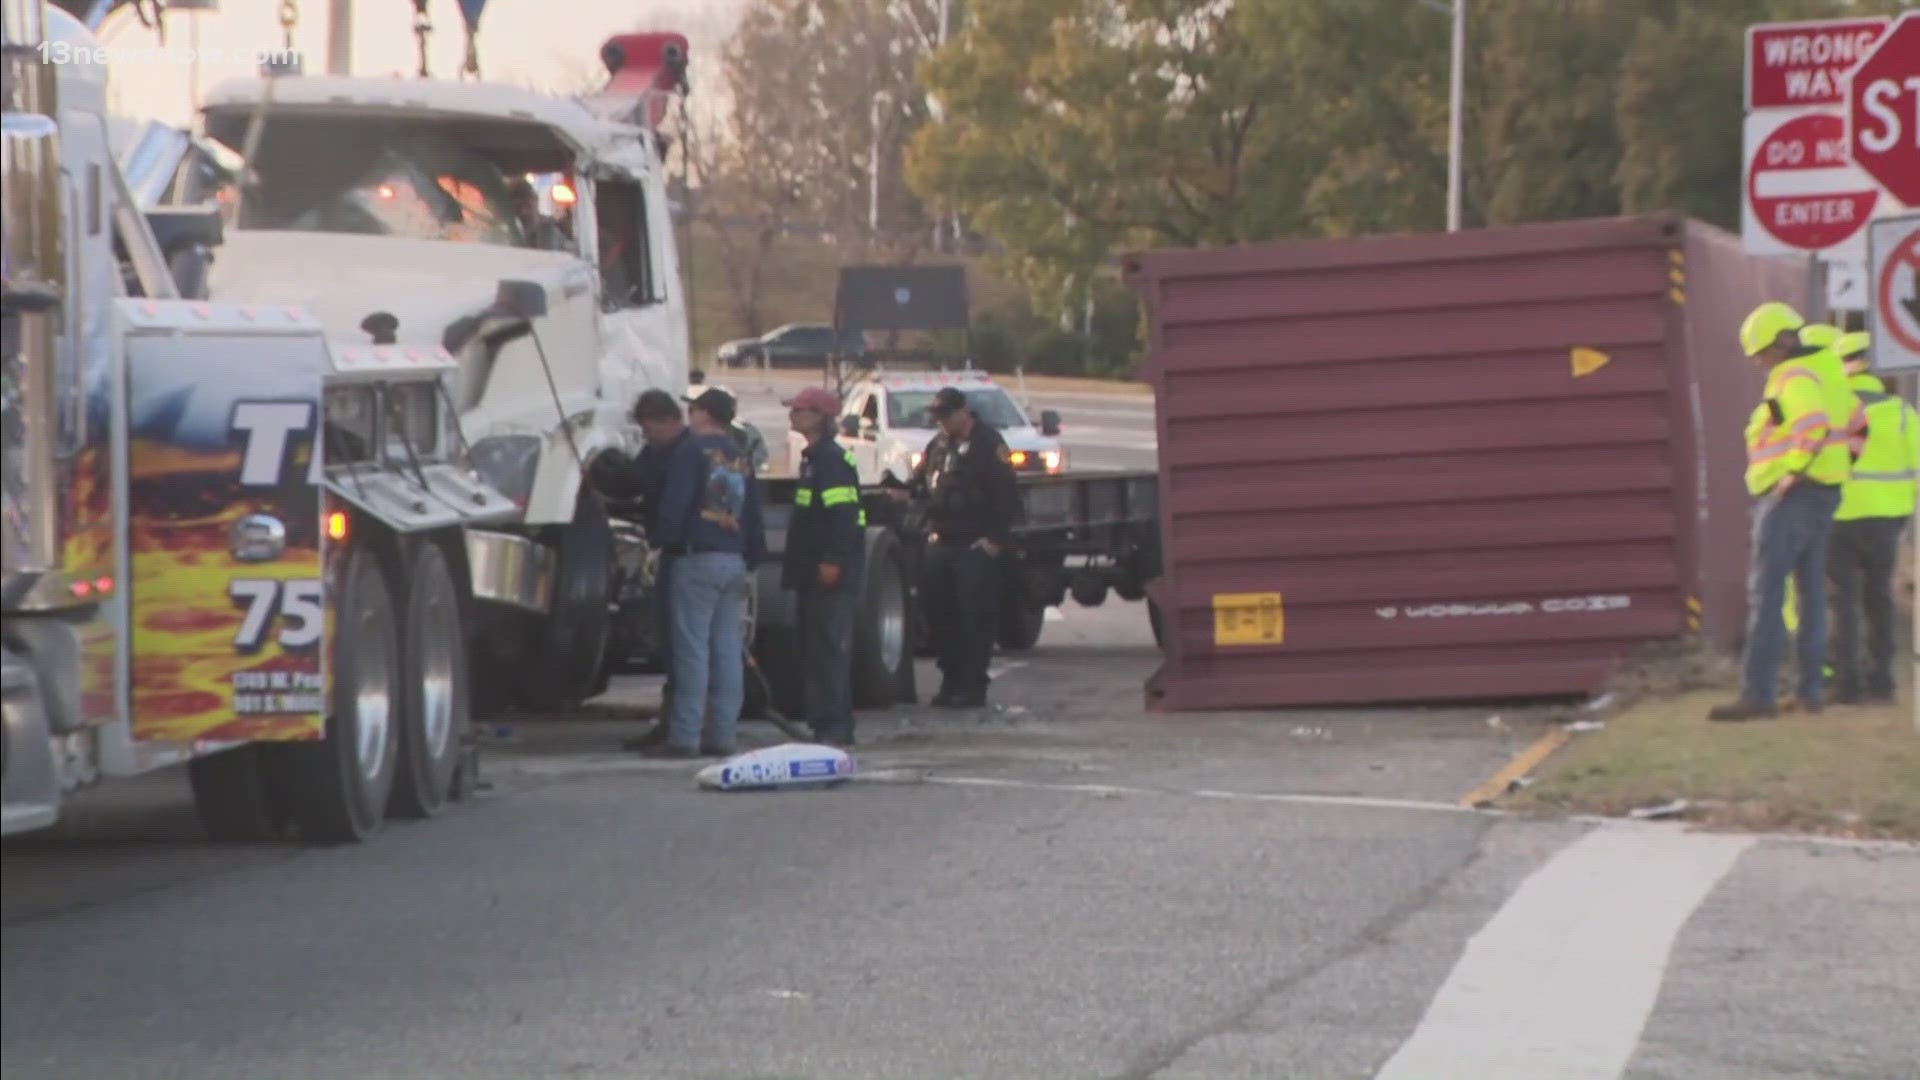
[1848,10,1920,206]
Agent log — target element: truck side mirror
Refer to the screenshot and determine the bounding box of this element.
[1040,409,1062,437]
[839,415,861,438]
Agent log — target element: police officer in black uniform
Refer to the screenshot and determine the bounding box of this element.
[899,386,1019,709]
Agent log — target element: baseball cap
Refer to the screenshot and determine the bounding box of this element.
[783,386,842,414]
[927,386,968,417]
[685,385,738,423]
[631,388,681,421]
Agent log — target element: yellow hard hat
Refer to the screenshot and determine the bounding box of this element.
[1798,323,1841,350]
[1837,331,1871,370]
[1739,301,1805,357]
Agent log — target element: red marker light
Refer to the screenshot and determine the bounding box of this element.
[70,579,92,598]
[94,576,113,594]
[326,511,350,542]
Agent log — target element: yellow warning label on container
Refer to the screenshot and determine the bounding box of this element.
[1212,592,1283,646]
[1570,346,1611,378]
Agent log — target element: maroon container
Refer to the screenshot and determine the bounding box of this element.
[1127,215,1811,710]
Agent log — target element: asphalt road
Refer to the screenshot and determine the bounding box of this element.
[4,601,1917,1079]
[721,369,1160,474]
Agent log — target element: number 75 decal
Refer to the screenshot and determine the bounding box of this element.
[230,578,324,653]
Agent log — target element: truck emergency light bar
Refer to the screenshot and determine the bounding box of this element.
[594,32,689,132]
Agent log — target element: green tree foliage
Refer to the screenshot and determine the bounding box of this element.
[908,0,1904,334]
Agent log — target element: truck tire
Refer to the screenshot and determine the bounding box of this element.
[188,745,294,841]
[997,597,1047,652]
[292,544,400,843]
[755,623,808,720]
[389,540,468,819]
[513,494,614,713]
[853,532,914,708]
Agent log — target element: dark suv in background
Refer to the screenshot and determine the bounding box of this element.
[716,323,868,369]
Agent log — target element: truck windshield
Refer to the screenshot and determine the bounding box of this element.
[232,139,530,248]
[888,387,1028,430]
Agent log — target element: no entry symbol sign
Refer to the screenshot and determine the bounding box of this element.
[1879,232,1920,355]
[1868,214,1920,374]
[1746,112,1880,252]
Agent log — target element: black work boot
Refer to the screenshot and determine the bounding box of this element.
[622,722,671,752]
[1707,700,1778,722]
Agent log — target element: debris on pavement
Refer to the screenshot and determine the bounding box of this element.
[696,743,856,791]
[1565,720,1607,733]
[1627,799,1691,820]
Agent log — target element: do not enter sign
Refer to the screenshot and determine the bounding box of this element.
[1743,111,1880,257]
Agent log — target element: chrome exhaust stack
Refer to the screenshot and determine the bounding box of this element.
[2,0,71,609]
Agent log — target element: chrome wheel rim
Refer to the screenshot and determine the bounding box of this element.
[353,593,392,781]
[418,582,458,759]
[875,566,907,673]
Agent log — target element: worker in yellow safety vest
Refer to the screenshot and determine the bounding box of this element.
[1710,302,1849,722]
[1775,322,1867,643]
[1825,331,1917,704]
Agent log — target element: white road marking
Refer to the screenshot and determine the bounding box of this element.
[987,660,1029,679]
[1043,607,1065,622]
[1371,826,1754,1080]
[918,775,1481,816]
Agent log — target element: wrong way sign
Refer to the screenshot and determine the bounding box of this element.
[1742,110,1881,259]
[1867,213,1920,374]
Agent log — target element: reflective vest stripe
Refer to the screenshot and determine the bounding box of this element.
[1850,469,1919,481]
[820,486,860,507]
[794,488,814,506]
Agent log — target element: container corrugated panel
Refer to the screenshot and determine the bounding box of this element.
[1127,215,1809,710]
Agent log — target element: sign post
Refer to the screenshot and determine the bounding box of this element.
[1745,13,1910,319]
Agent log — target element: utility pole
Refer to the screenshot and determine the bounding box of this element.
[327,0,351,75]
[1446,0,1463,232]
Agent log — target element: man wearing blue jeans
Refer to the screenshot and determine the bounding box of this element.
[645,387,765,757]
[1711,302,1851,721]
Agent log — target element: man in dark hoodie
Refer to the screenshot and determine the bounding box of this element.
[782,386,866,746]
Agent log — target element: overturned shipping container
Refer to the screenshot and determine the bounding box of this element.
[1129,216,1810,710]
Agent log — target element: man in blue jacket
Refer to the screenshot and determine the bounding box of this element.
[782,386,866,746]
[645,387,766,758]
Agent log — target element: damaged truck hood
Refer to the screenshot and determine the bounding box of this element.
[207,231,588,348]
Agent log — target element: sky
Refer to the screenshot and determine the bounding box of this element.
[97,0,745,130]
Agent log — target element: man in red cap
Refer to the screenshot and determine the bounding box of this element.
[782,386,866,745]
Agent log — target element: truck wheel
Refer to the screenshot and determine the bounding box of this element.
[997,598,1047,652]
[853,531,914,708]
[756,623,808,720]
[390,541,468,819]
[513,494,614,713]
[188,745,293,841]
[292,544,400,843]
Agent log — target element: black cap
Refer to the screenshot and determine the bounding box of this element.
[632,388,681,422]
[927,386,968,417]
[686,387,738,423]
